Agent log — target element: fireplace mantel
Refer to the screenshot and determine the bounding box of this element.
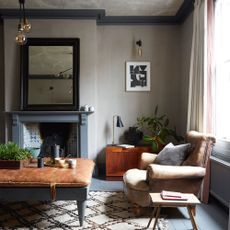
[7,111,93,158]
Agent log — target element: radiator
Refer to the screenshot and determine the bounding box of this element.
[210,156,230,207]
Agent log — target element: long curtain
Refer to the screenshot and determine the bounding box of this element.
[206,0,215,134]
[187,0,206,132]
[187,0,215,203]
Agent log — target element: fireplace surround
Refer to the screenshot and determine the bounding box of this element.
[9,111,93,158]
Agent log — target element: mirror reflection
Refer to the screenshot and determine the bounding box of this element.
[28,46,73,105]
[21,38,79,111]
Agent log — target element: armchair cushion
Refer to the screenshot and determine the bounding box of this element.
[154,143,191,166]
[139,152,158,170]
[147,164,206,180]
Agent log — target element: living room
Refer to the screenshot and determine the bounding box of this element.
[0,0,229,229]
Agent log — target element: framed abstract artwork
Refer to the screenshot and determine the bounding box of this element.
[126,61,150,91]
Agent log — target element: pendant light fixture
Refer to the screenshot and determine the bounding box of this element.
[15,0,31,45]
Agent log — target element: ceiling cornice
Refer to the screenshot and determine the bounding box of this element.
[0,0,194,25]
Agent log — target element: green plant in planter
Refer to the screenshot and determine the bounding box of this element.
[0,142,32,161]
[136,106,184,152]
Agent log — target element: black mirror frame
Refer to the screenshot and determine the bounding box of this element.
[20,38,80,111]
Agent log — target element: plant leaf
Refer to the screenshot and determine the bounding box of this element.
[143,135,154,142]
[164,118,169,127]
[152,141,158,152]
[156,136,165,145]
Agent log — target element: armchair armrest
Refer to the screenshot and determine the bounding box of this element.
[139,152,158,170]
[147,164,206,180]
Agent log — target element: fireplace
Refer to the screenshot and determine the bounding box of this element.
[9,111,92,158]
[39,123,71,157]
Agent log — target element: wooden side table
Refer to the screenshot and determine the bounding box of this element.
[147,193,200,230]
[105,145,152,178]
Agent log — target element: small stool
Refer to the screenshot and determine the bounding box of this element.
[147,193,200,230]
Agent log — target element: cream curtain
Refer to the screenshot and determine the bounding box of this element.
[187,0,215,204]
[187,0,207,132]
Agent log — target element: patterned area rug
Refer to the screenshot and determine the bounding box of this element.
[0,191,168,229]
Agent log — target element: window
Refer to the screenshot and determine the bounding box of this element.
[214,0,230,141]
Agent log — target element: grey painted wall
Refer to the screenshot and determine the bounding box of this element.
[180,12,193,133]
[0,21,5,143]
[2,18,193,163]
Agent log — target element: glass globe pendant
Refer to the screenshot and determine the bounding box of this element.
[23,18,31,32]
[15,22,27,45]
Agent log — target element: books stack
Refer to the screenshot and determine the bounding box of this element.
[160,190,188,201]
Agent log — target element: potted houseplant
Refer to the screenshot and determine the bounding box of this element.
[0,142,32,169]
[136,105,183,152]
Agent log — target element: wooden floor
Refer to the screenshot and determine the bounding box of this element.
[90,177,229,230]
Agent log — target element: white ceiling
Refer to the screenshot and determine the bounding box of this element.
[0,0,185,16]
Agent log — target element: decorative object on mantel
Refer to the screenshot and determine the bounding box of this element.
[126,61,150,91]
[136,105,184,152]
[80,105,95,112]
[0,142,32,169]
[15,0,31,45]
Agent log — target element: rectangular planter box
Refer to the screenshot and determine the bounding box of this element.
[0,160,23,169]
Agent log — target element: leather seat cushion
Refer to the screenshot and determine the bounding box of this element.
[0,158,94,187]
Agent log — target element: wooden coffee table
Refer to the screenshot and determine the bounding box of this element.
[147,193,200,230]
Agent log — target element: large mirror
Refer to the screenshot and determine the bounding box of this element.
[21,38,79,111]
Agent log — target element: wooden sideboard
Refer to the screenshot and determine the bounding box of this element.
[105,145,152,178]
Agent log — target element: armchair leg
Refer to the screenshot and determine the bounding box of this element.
[132,203,143,216]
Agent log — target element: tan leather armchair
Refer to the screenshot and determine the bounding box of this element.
[123,131,216,208]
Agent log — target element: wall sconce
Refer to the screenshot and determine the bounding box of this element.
[136,40,142,57]
[15,0,31,45]
[112,115,124,145]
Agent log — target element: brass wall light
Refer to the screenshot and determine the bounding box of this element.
[15,0,31,45]
[136,40,142,57]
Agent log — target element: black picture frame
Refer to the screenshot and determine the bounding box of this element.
[20,38,80,111]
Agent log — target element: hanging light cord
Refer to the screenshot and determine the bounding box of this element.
[19,1,22,24]
[22,0,26,23]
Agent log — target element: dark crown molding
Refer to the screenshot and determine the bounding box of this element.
[0,0,194,25]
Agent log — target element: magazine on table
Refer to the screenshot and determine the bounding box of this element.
[160,190,188,201]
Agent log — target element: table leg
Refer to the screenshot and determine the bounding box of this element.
[152,205,161,230]
[77,200,86,226]
[190,205,196,216]
[146,206,158,228]
[187,205,198,230]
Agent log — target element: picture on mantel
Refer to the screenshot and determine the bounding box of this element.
[126,61,150,91]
